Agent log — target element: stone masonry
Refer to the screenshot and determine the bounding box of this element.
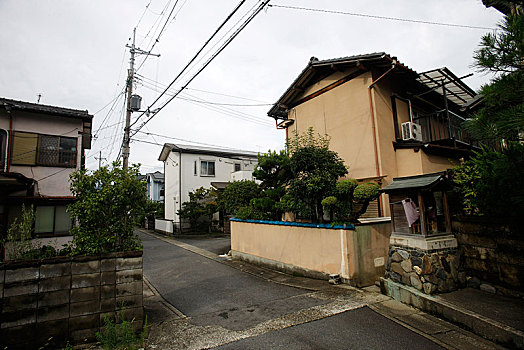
[0,251,143,349]
[386,246,466,294]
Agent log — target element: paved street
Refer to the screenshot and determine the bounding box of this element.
[139,230,450,349]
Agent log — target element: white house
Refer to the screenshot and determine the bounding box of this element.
[157,143,258,233]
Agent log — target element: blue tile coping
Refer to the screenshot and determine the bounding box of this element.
[230,218,355,230]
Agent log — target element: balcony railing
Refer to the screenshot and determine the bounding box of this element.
[413,109,477,146]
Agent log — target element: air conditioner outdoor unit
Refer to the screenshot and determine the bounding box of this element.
[401,122,423,141]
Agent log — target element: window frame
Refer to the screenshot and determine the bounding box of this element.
[200,160,216,177]
[34,205,72,237]
[11,131,78,168]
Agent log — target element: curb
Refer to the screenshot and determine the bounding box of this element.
[143,276,186,319]
[381,277,524,349]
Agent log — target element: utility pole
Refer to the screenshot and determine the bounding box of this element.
[95,151,106,170]
[122,28,160,169]
[122,28,136,170]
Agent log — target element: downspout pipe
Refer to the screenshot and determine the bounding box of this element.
[6,106,13,173]
[368,60,396,216]
[367,59,396,177]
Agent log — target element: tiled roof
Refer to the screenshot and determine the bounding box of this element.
[267,52,476,119]
[0,97,92,120]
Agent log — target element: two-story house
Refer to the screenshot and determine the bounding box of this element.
[145,171,165,202]
[157,143,258,233]
[268,53,478,217]
[0,97,92,244]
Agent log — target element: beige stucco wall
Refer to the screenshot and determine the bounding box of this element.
[231,220,391,287]
[231,221,347,277]
[285,70,463,217]
[288,70,377,180]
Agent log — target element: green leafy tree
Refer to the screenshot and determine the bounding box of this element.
[220,180,260,216]
[68,162,146,255]
[453,143,524,218]
[464,11,524,143]
[178,187,218,232]
[287,129,348,222]
[321,179,380,222]
[138,199,164,227]
[251,150,292,220]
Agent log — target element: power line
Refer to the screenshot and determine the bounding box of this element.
[135,78,273,126]
[132,135,252,152]
[131,0,271,136]
[267,4,497,30]
[136,73,272,105]
[136,0,180,72]
[139,0,173,48]
[134,0,153,30]
[175,0,259,84]
[136,73,271,103]
[92,90,126,138]
[185,86,270,103]
[177,96,271,107]
[129,0,250,130]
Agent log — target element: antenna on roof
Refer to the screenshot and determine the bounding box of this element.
[37,94,42,103]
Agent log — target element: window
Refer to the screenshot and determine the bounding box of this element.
[11,132,38,165]
[34,205,72,235]
[200,160,215,176]
[194,160,197,175]
[11,132,77,167]
[234,163,241,172]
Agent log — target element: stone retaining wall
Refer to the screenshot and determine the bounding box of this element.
[453,217,523,292]
[385,246,465,294]
[0,251,143,349]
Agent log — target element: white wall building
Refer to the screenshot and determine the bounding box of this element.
[157,143,258,233]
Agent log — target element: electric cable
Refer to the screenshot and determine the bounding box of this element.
[267,4,496,30]
[131,0,270,135]
[129,0,250,129]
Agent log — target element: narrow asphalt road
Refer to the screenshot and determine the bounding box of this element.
[139,230,443,349]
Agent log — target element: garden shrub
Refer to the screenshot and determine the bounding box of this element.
[68,163,146,255]
[178,187,218,233]
[220,180,260,215]
[453,143,524,218]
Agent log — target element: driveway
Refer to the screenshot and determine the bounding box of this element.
[139,230,444,349]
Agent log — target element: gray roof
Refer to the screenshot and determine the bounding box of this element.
[148,171,164,181]
[0,97,93,120]
[267,52,415,119]
[159,143,259,161]
[381,172,448,193]
[268,52,476,119]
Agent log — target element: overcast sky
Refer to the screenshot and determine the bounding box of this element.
[0,0,502,173]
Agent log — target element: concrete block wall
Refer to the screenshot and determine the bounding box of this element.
[0,251,143,349]
[453,217,523,292]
